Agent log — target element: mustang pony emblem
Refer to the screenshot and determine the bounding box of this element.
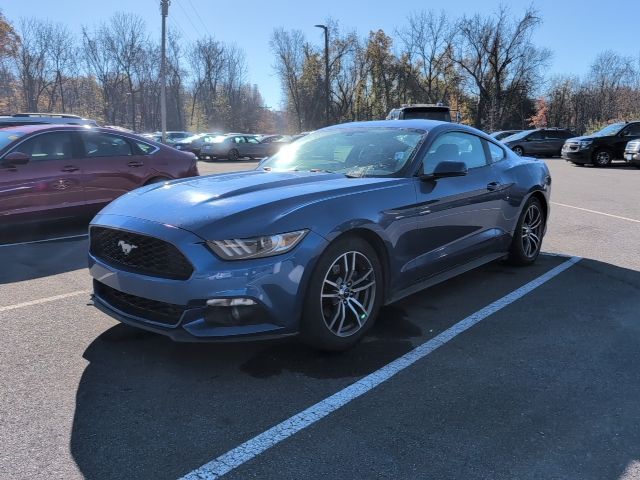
[117,240,138,255]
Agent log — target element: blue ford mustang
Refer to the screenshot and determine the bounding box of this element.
[89,120,550,350]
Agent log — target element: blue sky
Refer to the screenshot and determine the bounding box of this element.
[3,0,639,108]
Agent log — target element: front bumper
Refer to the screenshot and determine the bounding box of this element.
[561,148,592,163]
[624,151,640,164]
[89,214,328,341]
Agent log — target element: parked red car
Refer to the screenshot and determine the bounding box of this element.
[0,125,199,226]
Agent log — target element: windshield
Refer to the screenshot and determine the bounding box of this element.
[502,129,535,142]
[260,127,425,177]
[593,123,625,137]
[0,131,26,150]
[210,135,228,143]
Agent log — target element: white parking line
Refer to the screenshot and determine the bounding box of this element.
[0,233,88,248]
[180,255,582,480]
[551,202,640,224]
[0,290,91,313]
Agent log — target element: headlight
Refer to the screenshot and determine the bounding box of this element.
[579,140,593,149]
[207,230,308,260]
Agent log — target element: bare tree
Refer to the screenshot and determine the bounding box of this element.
[270,28,305,131]
[15,19,53,111]
[452,6,549,130]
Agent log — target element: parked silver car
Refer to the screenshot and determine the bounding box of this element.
[200,134,285,161]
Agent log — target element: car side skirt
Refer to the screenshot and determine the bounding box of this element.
[386,252,506,305]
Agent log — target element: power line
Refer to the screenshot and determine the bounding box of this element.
[174,0,204,38]
[186,0,210,36]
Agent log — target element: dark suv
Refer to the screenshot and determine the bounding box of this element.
[502,128,575,157]
[386,104,453,122]
[561,121,640,167]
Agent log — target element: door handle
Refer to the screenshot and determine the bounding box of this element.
[61,166,79,172]
[486,181,501,191]
[128,161,144,167]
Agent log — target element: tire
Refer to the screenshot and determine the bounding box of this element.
[227,149,240,161]
[300,236,384,351]
[144,176,170,185]
[507,196,546,266]
[512,146,524,156]
[592,149,612,167]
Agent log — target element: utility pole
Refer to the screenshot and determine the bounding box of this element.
[314,24,330,126]
[160,0,170,143]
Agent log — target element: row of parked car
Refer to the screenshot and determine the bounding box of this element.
[490,122,640,168]
[140,131,310,161]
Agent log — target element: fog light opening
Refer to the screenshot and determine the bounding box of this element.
[204,298,261,326]
[206,298,257,307]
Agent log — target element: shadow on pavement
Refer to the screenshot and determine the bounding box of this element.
[0,233,89,283]
[70,257,640,479]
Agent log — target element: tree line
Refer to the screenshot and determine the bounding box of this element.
[273,8,640,134]
[0,8,639,135]
[0,11,273,133]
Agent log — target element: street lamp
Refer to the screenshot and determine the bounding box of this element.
[314,24,330,126]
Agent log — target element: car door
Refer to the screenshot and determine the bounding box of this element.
[243,136,265,157]
[523,130,544,155]
[541,130,560,156]
[0,130,84,224]
[79,131,150,209]
[615,123,640,158]
[409,130,503,281]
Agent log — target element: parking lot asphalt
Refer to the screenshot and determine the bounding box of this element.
[1,158,639,479]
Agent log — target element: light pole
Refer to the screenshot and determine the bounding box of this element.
[160,0,170,143]
[314,24,329,126]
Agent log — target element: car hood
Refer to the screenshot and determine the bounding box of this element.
[566,136,595,143]
[97,170,405,239]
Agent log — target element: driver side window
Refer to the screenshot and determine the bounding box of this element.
[622,124,640,137]
[422,131,487,174]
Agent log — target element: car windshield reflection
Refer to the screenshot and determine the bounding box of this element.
[260,128,426,177]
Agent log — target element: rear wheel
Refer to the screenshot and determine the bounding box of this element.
[227,149,240,161]
[300,237,383,351]
[512,146,524,156]
[507,197,546,266]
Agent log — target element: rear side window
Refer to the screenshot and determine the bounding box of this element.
[14,131,75,161]
[135,140,156,154]
[82,133,132,157]
[487,141,506,162]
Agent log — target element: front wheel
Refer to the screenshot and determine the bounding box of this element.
[507,197,546,266]
[592,149,612,167]
[512,146,524,156]
[300,237,383,351]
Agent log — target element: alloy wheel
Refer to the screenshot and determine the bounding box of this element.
[594,150,611,166]
[521,203,543,258]
[513,146,524,156]
[321,251,376,337]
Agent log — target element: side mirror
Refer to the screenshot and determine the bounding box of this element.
[2,151,30,166]
[421,161,468,180]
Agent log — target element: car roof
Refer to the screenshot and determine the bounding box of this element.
[326,119,457,132]
[0,124,155,139]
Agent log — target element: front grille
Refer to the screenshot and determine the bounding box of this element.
[90,226,193,280]
[626,140,640,153]
[94,280,185,326]
[563,142,579,152]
